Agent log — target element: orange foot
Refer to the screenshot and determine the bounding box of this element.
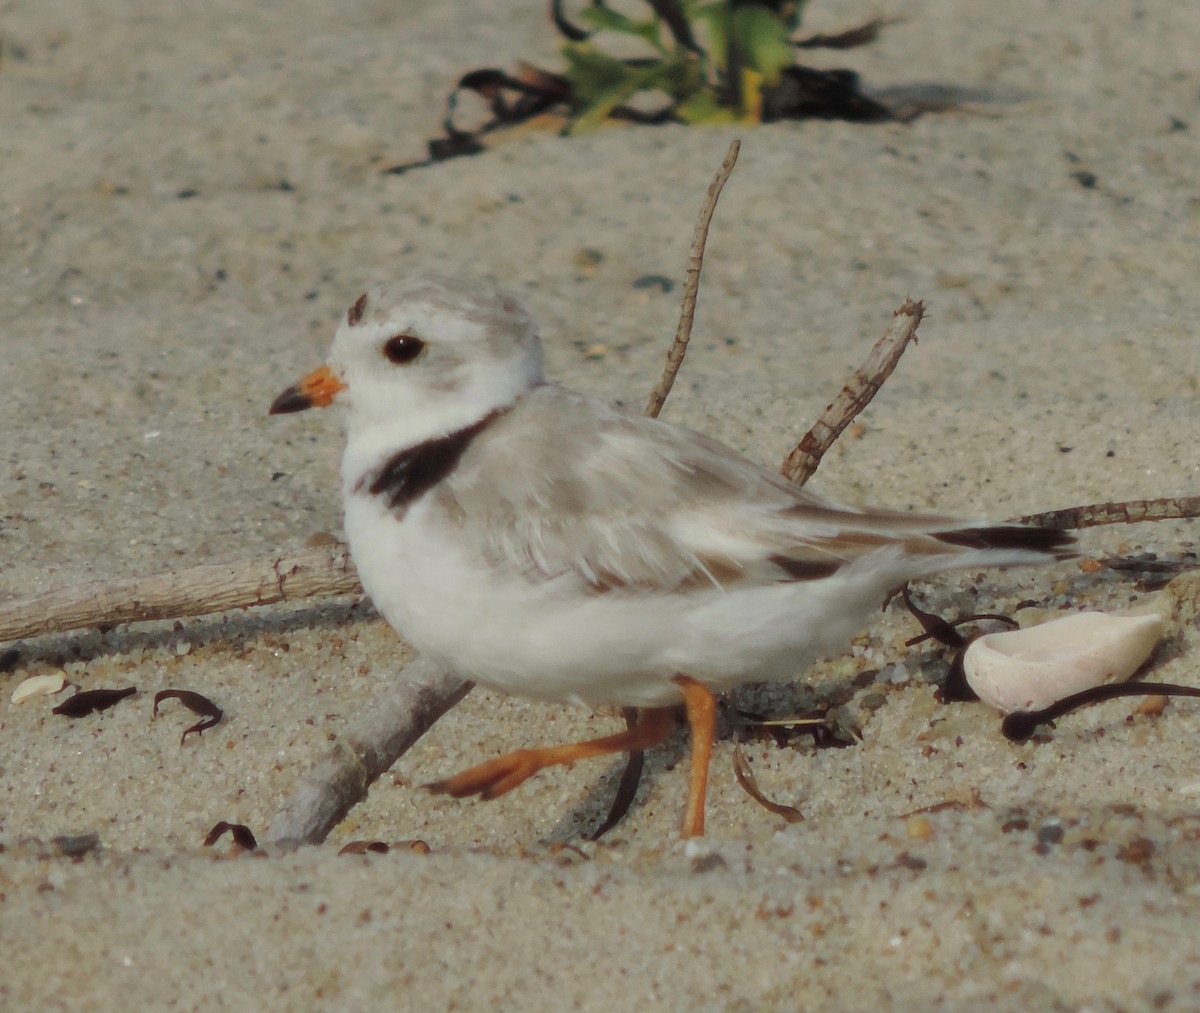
[674,675,717,839]
[427,749,551,800]
[426,705,677,801]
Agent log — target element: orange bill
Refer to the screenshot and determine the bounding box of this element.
[269,365,345,414]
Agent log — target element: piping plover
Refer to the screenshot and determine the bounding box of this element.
[271,275,1071,837]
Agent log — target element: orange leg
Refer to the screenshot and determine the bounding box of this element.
[674,675,717,839]
[427,706,676,801]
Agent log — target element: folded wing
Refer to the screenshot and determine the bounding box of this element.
[436,386,1071,594]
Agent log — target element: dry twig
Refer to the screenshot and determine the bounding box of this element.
[781,298,924,485]
[644,139,741,419]
[266,655,472,844]
[1013,496,1200,530]
[0,542,359,643]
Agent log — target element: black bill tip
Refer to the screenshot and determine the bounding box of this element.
[269,385,313,415]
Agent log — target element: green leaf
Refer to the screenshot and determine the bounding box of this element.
[562,43,706,132]
[691,2,732,71]
[578,6,666,53]
[561,43,637,108]
[675,89,739,124]
[732,5,794,86]
[570,82,642,133]
[656,52,705,102]
[561,46,651,132]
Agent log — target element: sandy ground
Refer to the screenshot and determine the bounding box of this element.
[2,0,1199,1008]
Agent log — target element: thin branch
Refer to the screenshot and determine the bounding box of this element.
[266,655,472,845]
[644,139,741,419]
[0,542,360,644]
[1012,496,1200,530]
[781,298,924,485]
[589,141,743,827]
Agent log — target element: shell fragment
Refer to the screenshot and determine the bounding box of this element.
[11,672,68,705]
[964,611,1163,714]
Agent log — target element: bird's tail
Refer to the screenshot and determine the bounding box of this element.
[930,523,1075,559]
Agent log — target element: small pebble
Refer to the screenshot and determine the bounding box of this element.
[631,274,674,293]
[572,248,603,275]
[692,852,729,874]
[1134,694,1168,717]
[906,815,933,841]
[52,833,101,857]
[1036,824,1065,849]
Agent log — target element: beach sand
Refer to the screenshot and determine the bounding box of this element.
[2,0,1199,1007]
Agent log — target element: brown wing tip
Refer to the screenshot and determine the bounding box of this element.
[768,555,845,581]
[932,525,1075,553]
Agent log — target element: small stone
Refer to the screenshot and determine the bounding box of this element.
[1036,824,1064,851]
[52,833,101,857]
[1134,695,1168,717]
[906,815,933,841]
[572,248,603,275]
[1116,837,1155,865]
[691,852,728,873]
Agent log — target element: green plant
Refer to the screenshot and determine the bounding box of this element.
[385,3,889,175]
[560,1,807,129]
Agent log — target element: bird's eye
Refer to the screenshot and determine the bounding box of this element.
[382,333,426,365]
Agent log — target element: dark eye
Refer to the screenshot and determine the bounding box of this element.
[382,333,425,364]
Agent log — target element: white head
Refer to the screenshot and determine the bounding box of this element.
[271,275,544,486]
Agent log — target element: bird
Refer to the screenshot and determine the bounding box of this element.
[270,275,1071,838]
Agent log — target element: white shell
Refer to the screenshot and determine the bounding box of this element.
[963,611,1163,714]
[10,671,67,705]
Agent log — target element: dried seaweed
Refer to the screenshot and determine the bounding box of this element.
[587,708,646,840]
[52,686,136,717]
[338,840,390,855]
[1003,682,1200,742]
[203,821,258,852]
[153,689,223,746]
[731,742,804,823]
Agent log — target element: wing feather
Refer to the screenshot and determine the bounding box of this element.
[432,386,1065,594]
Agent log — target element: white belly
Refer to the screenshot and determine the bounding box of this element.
[343,493,888,709]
